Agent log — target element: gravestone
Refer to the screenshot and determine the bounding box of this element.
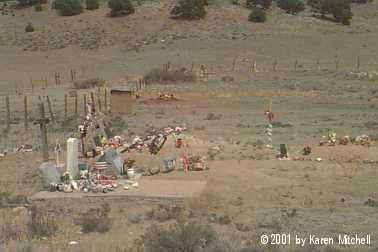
[39,162,60,188]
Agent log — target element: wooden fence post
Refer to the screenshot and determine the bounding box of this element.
[90,92,96,113]
[74,93,78,116]
[273,58,278,72]
[70,69,77,82]
[83,94,87,115]
[46,95,55,122]
[104,88,107,112]
[97,88,102,112]
[316,59,320,71]
[252,60,257,73]
[356,56,360,71]
[55,72,61,85]
[5,96,10,132]
[294,59,298,72]
[232,58,236,71]
[24,96,28,130]
[64,94,68,120]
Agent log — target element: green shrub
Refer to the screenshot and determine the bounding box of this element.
[17,0,46,6]
[248,7,266,22]
[351,0,372,2]
[17,0,35,6]
[323,0,352,25]
[307,0,352,25]
[307,0,321,10]
[246,0,272,9]
[171,0,206,20]
[34,2,42,11]
[135,222,217,252]
[54,0,83,16]
[108,0,134,16]
[86,0,99,9]
[25,22,34,32]
[277,0,305,14]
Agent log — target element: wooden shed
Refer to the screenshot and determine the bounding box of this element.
[110,86,134,114]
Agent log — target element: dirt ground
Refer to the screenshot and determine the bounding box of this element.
[1,0,378,251]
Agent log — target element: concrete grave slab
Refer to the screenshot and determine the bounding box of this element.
[31,179,207,200]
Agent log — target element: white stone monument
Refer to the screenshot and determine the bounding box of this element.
[66,138,79,178]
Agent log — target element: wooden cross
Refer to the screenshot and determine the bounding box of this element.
[265,97,274,123]
[35,102,50,162]
[54,138,61,166]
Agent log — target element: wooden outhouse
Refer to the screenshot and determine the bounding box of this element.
[110,86,133,114]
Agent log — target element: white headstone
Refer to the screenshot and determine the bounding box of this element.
[66,138,79,178]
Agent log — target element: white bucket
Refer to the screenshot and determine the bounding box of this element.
[127,168,135,179]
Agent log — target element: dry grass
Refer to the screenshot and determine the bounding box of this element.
[145,204,186,222]
[0,191,29,207]
[0,207,29,241]
[75,203,112,233]
[27,206,58,239]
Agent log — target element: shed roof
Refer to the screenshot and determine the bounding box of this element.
[110,85,132,93]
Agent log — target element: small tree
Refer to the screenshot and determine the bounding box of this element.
[277,0,305,14]
[322,0,352,25]
[34,1,42,11]
[108,0,134,16]
[171,0,206,20]
[25,22,35,32]
[248,7,266,22]
[17,0,42,6]
[54,0,83,16]
[307,0,321,11]
[308,0,352,25]
[246,0,272,9]
[351,0,372,3]
[86,0,99,9]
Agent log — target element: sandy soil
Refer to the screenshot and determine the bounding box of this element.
[1,0,378,251]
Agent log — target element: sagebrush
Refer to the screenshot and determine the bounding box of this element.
[171,0,206,20]
[54,0,83,16]
[144,68,196,83]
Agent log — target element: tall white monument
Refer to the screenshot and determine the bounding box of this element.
[66,138,79,178]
